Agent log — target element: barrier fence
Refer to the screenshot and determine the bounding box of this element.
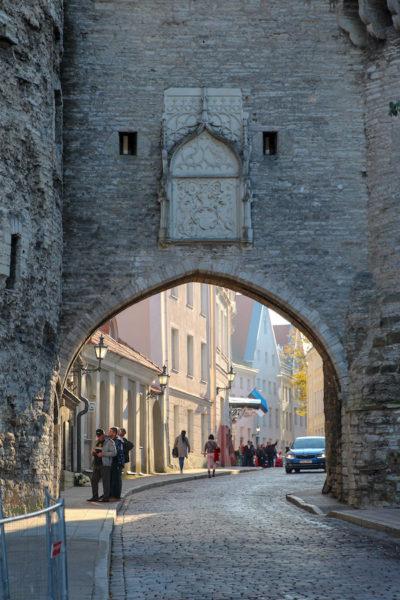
[0,489,68,600]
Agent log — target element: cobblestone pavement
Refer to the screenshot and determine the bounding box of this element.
[110,470,400,600]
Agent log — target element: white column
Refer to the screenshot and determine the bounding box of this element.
[122,375,129,432]
[94,371,101,429]
[135,390,142,473]
[108,371,115,428]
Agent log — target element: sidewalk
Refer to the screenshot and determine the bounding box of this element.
[286,487,400,538]
[62,467,258,600]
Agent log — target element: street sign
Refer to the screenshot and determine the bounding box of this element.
[51,541,62,558]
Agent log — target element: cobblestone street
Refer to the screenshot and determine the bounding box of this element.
[110,470,400,600]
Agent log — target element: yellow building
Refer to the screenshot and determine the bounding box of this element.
[306,346,325,436]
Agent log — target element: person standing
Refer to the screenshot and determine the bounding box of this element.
[173,430,191,474]
[204,434,218,478]
[87,428,116,503]
[119,427,134,468]
[109,426,125,500]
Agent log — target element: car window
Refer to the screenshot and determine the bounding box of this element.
[292,438,325,449]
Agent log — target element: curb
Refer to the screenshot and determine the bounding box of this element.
[327,510,400,539]
[286,493,325,516]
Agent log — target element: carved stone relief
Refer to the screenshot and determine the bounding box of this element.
[159,88,253,245]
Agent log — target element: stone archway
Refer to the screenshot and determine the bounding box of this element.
[152,400,164,473]
[60,270,346,500]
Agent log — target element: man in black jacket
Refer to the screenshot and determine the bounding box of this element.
[119,427,134,466]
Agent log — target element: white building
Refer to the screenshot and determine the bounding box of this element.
[231,295,281,448]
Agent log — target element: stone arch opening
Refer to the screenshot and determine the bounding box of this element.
[61,271,346,500]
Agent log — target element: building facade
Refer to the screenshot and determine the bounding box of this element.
[306,347,325,437]
[274,325,308,448]
[231,296,282,449]
[115,284,236,468]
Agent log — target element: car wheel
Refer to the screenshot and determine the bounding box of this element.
[294,469,300,473]
[285,467,292,474]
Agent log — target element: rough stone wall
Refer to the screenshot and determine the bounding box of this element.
[0,1,63,511]
[61,0,369,502]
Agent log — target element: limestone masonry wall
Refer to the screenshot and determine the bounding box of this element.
[0,0,63,510]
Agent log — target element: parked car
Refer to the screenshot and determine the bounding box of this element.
[285,436,325,473]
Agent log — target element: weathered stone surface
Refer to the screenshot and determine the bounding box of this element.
[0,0,63,510]
[0,0,399,509]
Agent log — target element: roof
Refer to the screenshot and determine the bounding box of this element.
[273,324,291,348]
[88,330,162,374]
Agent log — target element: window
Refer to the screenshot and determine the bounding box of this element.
[247,378,250,390]
[171,328,179,371]
[187,335,194,377]
[6,234,20,290]
[262,379,266,392]
[268,381,272,393]
[265,351,268,364]
[186,283,194,308]
[119,131,137,155]
[272,354,276,366]
[170,287,178,299]
[240,377,243,389]
[273,382,277,396]
[200,284,208,316]
[294,412,298,426]
[275,408,279,429]
[269,412,272,428]
[256,378,260,388]
[201,343,208,382]
[263,131,278,156]
[264,317,267,333]
[257,349,260,360]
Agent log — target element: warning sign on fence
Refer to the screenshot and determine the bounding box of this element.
[51,541,62,558]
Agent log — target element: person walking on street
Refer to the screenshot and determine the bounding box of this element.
[173,430,191,474]
[266,440,278,468]
[204,434,218,478]
[109,426,125,500]
[87,428,116,503]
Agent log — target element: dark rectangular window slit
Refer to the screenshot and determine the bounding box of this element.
[6,234,20,290]
[263,131,278,156]
[119,132,137,156]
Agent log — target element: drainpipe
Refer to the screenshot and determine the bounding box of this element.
[76,394,89,474]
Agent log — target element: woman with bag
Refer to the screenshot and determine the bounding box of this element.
[173,430,191,474]
[204,434,218,478]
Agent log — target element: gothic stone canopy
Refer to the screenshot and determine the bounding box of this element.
[159,88,253,246]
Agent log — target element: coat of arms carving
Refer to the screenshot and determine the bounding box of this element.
[159,88,253,245]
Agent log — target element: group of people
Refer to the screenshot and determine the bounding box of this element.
[239,440,279,468]
[87,426,133,503]
[173,430,221,478]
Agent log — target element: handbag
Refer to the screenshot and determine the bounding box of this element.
[172,447,178,458]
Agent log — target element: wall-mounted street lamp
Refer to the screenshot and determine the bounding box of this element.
[146,365,170,399]
[81,334,109,374]
[216,365,236,395]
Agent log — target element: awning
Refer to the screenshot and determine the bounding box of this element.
[248,388,269,413]
[229,388,269,414]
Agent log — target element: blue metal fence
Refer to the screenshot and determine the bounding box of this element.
[0,489,68,600]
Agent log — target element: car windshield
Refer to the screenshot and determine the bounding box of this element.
[292,437,325,449]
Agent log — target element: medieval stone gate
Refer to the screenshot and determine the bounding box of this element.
[1,0,399,510]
